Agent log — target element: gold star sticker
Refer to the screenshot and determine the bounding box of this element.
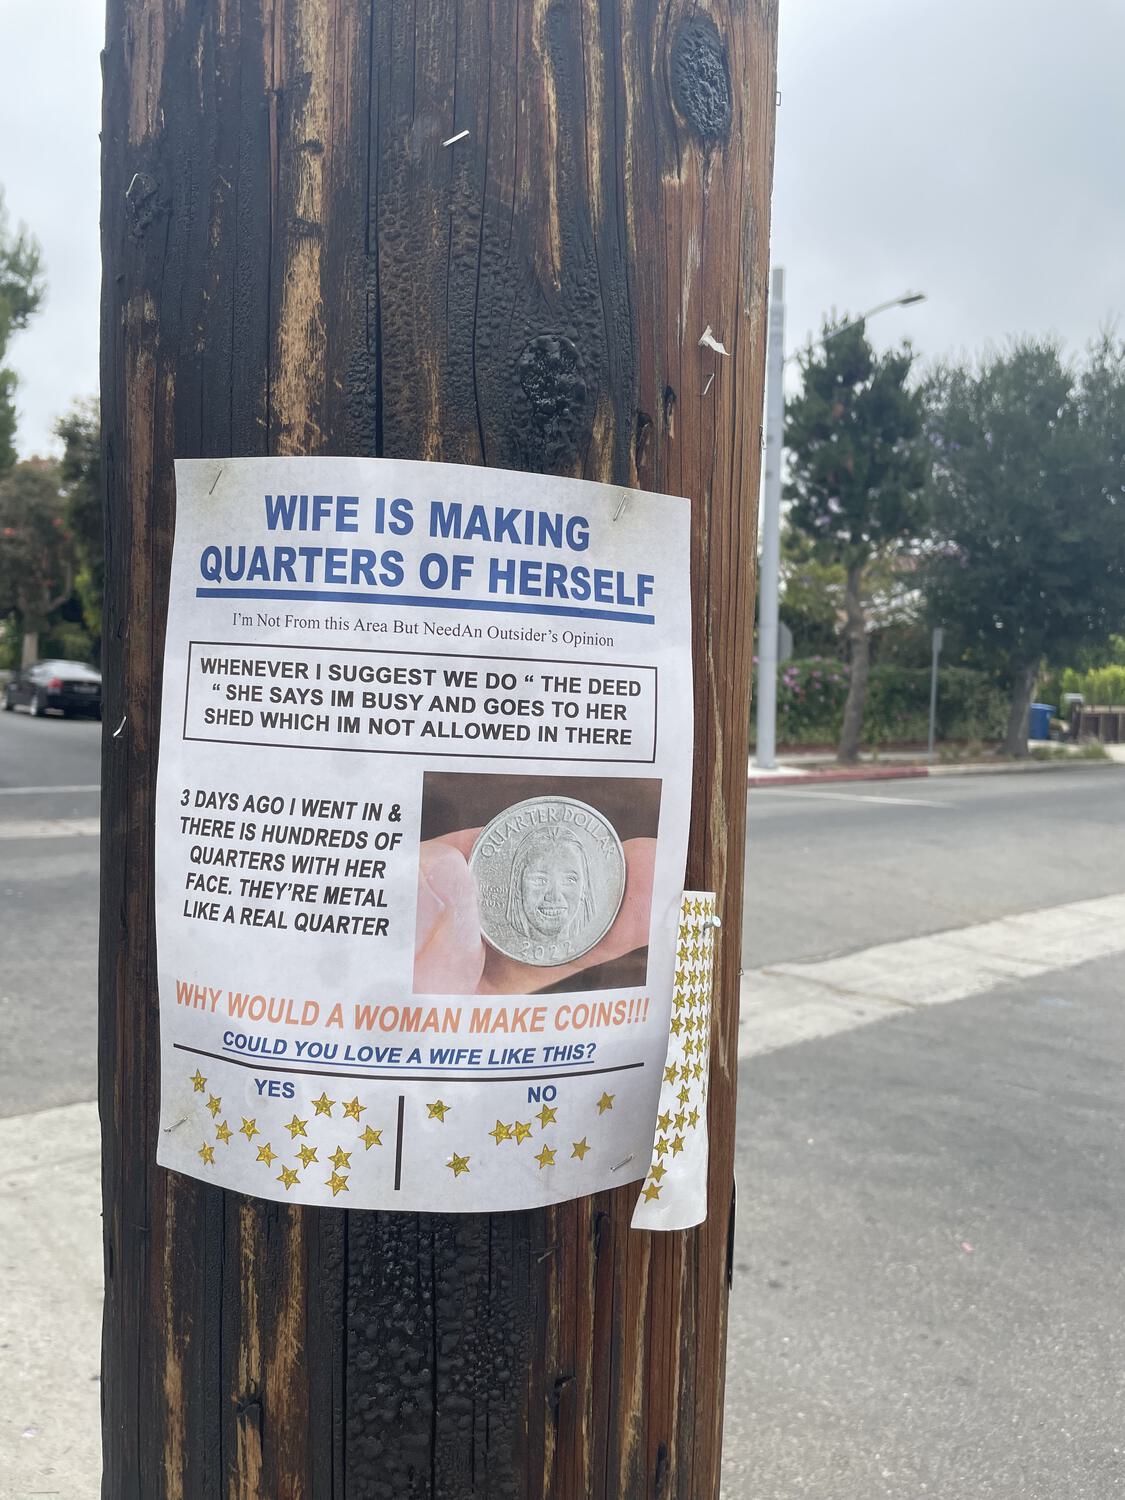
[655,1135,670,1158]
[190,1069,207,1093]
[534,1145,557,1170]
[311,1092,335,1117]
[240,1117,259,1142]
[512,1120,533,1144]
[693,1063,704,1081]
[206,1094,222,1118]
[427,1099,451,1122]
[488,1120,512,1145]
[342,1096,365,1121]
[330,1146,352,1170]
[688,1108,700,1129]
[298,1144,319,1167]
[256,1142,277,1166]
[215,1120,233,1145]
[657,1111,673,1133]
[571,1137,590,1160]
[198,1142,215,1166]
[670,1015,683,1036]
[677,1085,691,1106]
[678,1062,693,1083]
[671,1134,685,1156]
[277,1165,300,1190]
[596,1092,615,1114]
[642,1181,661,1202]
[285,1115,308,1139]
[674,1111,687,1132]
[650,1160,667,1183]
[535,1104,558,1129]
[447,1152,471,1177]
[664,1064,678,1084]
[360,1125,383,1149]
[326,1171,349,1197]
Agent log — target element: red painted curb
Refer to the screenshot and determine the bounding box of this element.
[747,765,931,789]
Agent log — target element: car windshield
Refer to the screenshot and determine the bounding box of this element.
[36,660,98,675]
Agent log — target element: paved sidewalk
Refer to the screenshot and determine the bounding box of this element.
[0,1101,101,1499]
[724,951,1125,1499]
[738,890,1125,1058]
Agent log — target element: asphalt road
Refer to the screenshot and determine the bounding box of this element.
[743,770,1125,968]
[3,707,1125,1498]
[723,952,1125,1500]
[726,765,1125,1499]
[0,705,100,1116]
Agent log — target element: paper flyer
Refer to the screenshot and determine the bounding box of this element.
[155,456,693,1212]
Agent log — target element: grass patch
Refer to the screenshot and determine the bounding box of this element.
[1027,742,1110,761]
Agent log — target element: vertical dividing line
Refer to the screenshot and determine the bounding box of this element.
[393,1094,405,1190]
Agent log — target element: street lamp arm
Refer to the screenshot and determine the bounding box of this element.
[785,291,925,366]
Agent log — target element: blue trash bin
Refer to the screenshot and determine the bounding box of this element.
[1029,703,1055,740]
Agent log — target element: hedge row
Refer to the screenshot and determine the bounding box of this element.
[752,658,1008,746]
[1058,664,1125,707]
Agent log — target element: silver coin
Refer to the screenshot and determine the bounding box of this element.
[468,796,626,966]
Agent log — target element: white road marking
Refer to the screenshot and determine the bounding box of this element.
[0,817,100,839]
[0,784,100,796]
[758,787,949,808]
[739,891,1125,1059]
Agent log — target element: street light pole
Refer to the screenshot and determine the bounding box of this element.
[753,280,925,770]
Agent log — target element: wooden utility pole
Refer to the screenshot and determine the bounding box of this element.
[99,3,778,1495]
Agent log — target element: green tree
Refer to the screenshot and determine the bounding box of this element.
[0,189,45,471]
[0,459,74,665]
[57,398,102,648]
[785,320,928,761]
[923,337,1125,754]
[778,526,844,659]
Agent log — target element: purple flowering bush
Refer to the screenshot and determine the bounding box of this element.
[774,656,850,741]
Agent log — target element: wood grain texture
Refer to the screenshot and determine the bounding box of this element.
[100,2,777,1495]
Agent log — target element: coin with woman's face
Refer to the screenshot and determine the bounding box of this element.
[468,796,626,966]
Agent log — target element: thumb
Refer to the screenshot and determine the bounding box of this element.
[414,839,486,995]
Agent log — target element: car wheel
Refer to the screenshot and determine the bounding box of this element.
[32,690,48,718]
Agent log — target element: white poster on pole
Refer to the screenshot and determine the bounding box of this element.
[155,456,692,1212]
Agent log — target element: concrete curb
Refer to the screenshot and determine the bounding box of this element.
[929,757,1121,777]
[747,765,929,789]
[748,757,1122,789]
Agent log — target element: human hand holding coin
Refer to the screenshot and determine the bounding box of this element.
[414,798,655,996]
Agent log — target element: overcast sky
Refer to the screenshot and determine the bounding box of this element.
[1,0,1123,456]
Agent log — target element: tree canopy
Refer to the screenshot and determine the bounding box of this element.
[0,459,74,665]
[0,189,45,472]
[923,336,1125,750]
[785,319,928,759]
[57,398,102,644]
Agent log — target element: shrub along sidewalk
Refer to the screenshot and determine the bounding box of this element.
[751,658,1009,750]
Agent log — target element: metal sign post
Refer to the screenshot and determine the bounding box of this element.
[928,626,945,761]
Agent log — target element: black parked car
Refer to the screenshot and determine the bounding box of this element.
[3,659,102,718]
